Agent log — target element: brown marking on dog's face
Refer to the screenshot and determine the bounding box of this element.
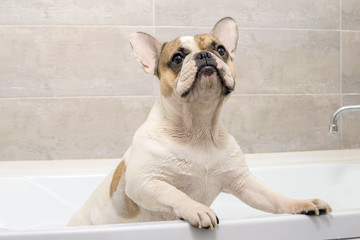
[156,34,236,98]
[157,39,182,97]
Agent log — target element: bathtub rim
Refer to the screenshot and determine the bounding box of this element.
[1,210,360,240]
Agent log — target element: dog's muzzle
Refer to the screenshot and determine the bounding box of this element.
[178,51,235,98]
[191,51,234,96]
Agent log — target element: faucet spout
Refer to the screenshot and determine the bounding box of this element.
[329,105,360,134]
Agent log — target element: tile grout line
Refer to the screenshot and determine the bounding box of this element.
[152,0,155,35]
[152,0,156,99]
[340,0,343,149]
[1,24,359,33]
[233,93,343,96]
[0,93,352,100]
[0,92,352,100]
[0,95,157,100]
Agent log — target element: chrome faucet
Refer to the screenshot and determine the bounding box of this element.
[329,105,360,134]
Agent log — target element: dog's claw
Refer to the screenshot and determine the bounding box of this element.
[175,203,218,230]
[319,209,327,215]
[305,210,316,216]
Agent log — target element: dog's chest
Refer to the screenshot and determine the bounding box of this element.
[175,167,222,206]
[165,144,231,205]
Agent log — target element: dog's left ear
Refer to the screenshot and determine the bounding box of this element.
[211,17,238,60]
[129,32,163,75]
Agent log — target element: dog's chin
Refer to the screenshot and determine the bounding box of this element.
[180,66,222,98]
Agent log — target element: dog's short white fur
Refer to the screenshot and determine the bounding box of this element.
[68,17,332,229]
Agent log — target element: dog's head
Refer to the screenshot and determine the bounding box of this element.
[130,17,238,102]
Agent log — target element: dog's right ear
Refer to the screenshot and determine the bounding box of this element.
[129,32,163,75]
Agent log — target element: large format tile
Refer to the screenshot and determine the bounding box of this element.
[0,26,154,97]
[222,94,340,153]
[342,32,360,93]
[236,30,340,94]
[155,0,339,29]
[0,0,153,25]
[0,96,154,161]
[341,95,360,149]
[342,0,360,30]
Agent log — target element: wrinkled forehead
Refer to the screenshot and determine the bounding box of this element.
[161,34,221,58]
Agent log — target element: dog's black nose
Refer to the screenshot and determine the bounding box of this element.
[194,51,213,60]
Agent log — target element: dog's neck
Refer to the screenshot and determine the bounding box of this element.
[152,95,227,146]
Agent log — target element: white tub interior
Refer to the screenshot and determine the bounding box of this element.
[1,149,360,240]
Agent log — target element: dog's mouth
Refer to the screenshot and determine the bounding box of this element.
[197,65,217,77]
[180,64,234,98]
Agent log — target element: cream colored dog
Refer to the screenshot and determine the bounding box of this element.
[68,17,332,229]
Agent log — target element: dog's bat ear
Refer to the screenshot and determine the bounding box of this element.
[129,32,163,75]
[211,17,238,60]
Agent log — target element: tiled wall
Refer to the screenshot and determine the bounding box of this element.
[0,0,359,160]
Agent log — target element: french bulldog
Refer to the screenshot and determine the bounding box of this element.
[68,17,332,229]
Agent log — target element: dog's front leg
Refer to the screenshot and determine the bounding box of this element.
[126,178,219,229]
[224,167,332,215]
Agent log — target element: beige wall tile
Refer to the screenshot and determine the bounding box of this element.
[155,0,339,29]
[342,0,360,30]
[222,94,340,153]
[237,30,340,94]
[0,0,153,25]
[0,26,154,97]
[341,95,360,149]
[342,32,360,93]
[0,94,343,161]
[0,96,154,161]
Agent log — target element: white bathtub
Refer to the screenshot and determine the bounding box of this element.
[0,149,360,240]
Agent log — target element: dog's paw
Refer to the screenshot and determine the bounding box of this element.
[175,203,219,229]
[288,198,332,216]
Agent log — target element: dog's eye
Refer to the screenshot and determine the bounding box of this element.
[216,46,226,57]
[217,46,225,55]
[172,53,183,64]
